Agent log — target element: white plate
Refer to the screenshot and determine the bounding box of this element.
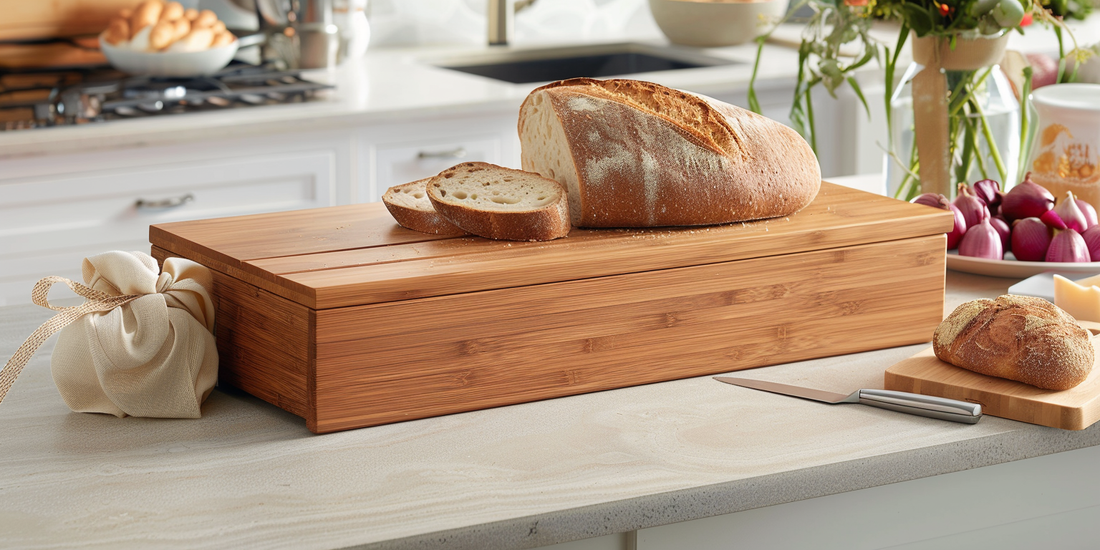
[99,34,238,77]
[947,251,1100,279]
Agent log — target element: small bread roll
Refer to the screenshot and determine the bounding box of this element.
[148,19,176,50]
[119,7,133,19]
[211,30,235,48]
[192,9,217,29]
[168,27,214,52]
[172,18,191,42]
[160,1,184,21]
[934,295,1095,390]
[183,8,199,20]
[103,17,131,45]
[131,0,164,33]
[210,20,227,34]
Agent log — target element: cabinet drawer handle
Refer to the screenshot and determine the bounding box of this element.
[417,147,467,159]
[135,193,194,209]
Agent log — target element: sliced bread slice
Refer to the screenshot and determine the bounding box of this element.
[426,162,571,241]
[382,178,467,236]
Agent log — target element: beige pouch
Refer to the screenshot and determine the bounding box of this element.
[0,251,218,418]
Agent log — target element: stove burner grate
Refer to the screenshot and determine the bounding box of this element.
[0,63,333,130]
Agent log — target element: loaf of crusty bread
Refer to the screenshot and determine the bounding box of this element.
[518,78,821,228]
[382,178,467,236]
[426,162,570,241]
[933,295,1094,390]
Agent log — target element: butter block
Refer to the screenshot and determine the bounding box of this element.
[1053,274,1100,323]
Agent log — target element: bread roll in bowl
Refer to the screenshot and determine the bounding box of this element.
[99,30,238,76]
[99,0,238,74]
[101,0,235,54]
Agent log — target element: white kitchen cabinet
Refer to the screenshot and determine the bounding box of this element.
[0,130,352,306]
[0,112,522,306]
[357,112,521,202]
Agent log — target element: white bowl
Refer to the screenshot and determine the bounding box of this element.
[648,0,790,47]
[99,34,239,77]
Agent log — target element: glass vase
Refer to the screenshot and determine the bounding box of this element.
[886,33,1021,200]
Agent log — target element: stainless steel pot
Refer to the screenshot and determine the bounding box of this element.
[233,0,340,69]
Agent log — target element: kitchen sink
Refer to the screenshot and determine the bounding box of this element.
[432,42,741,84]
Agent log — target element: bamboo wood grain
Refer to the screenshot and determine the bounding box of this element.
[148,184,956,434]
[0,0,136,41]
[151,183,953,309]
[0,43,106,69]
[310,236,945,433]
[884,338,1100,430]
[150,201,452,268]
[153,245,315,422]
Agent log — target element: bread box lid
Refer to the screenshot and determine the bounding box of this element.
[149,182,954,310]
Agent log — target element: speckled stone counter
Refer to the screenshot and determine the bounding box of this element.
[2,270,1099,550]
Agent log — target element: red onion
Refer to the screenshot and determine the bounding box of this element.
[958,207,1003,260]
[1076,198,1098,229]
[971,179,1003,215]
[1082,225,1100,261]
[1046,228,1091,263]
[1011,218,1052,261]
[947,204,967,250]
[1054,191,1089,232]
[954,184,987,229]
[1001,172,1054,222]
[990,215,1011,252]
[911,193,951,209]
[1040,208,1067,230]
[1026,53,1059,89]
[910,192,966,249]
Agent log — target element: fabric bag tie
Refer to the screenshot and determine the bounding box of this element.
[0,251,218,418]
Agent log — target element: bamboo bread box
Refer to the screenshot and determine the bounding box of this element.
[149,182,954,434]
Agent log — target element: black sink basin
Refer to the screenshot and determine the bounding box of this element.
[437,44,740,84]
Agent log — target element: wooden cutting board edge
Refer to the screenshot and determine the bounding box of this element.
[884,339,1100,431]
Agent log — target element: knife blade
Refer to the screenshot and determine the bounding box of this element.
[713,376,982,424]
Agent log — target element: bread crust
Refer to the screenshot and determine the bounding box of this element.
[427,162,570,242]
[518,78,821,228]
[131,0,164,33]
[933,295,1094,390]
[382,179,467,236]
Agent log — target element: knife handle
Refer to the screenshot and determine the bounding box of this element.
[857,389,982,424]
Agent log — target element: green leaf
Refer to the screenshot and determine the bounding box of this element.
[746,36,767,114]
[903,4,935,36]
[845,46,876,73]
[847,76,871,120]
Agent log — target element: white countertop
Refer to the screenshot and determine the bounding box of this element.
[3,17,1095,162]
[2,268,1099,550]
[0,38,789,161]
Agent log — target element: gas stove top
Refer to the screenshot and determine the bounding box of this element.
[0,63,333,131]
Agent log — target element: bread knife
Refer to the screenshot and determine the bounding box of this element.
[714,376,982,424]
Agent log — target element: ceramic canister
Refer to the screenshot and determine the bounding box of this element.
[1026,83,1100,209]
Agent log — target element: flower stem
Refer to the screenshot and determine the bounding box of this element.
[1017,67,1033,184]
[969,93,1008,184]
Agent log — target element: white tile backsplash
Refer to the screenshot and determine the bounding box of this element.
[366,0,661,48]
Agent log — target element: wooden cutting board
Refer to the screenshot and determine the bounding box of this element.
[884,338,1100,430]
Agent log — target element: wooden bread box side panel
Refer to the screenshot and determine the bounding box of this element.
[152,245,314,423]
[309,235,947,434]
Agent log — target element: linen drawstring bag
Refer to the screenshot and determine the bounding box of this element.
[0,250,218,418]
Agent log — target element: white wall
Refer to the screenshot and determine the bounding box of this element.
[365,0,663,48]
